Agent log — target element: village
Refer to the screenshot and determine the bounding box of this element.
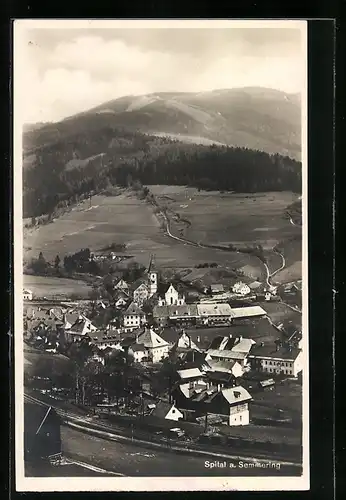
[23,251,303,466]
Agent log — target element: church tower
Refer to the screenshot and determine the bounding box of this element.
[147,254,158,297]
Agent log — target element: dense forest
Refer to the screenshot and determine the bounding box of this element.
[23,126,301,218]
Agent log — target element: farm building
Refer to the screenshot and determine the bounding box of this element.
[248,343,303,377]
[24,402,61,463]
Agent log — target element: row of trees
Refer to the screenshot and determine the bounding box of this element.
[25,248,146,284]
[23,126,302,218]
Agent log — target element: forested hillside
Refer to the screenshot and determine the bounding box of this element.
[23,125,301,219]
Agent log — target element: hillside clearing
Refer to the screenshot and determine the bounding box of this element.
[23,191,256,271]
[23,275,92,298]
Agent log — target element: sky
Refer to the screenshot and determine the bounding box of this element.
[16,22,306,124]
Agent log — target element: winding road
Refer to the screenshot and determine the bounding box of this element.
[160,210,286,288]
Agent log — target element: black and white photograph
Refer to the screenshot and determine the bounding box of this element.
[14,19,308,491]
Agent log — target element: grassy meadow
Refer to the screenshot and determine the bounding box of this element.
[23,187,301,283]
[23,275,93,298]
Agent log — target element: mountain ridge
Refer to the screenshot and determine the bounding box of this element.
[24,87,301,160]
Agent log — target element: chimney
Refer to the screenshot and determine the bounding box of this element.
[197,336,201,343]
[239,335,242,341]
[229,334,232,339]
[260,342,264,347]
[217,384,221,392]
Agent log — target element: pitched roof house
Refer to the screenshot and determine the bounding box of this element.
[150,401,183,421]
[173,384,252,426]
[205,335,256,367]
[135,328,171,363]
[248,343,303,377]
[123,301,147,332]
[66,316,97,341]
[114,279,129,291]
[153,304,199,326]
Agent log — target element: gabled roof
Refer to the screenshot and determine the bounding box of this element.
[221,386,252,405]
[197,303,232,317]
[134,282,149,293]
[150,401,179,419]
[69,317,95,334]
[124,301,144,316]
[248,344,302,361]
[230,306,267,318]
[114,290,130,300]
[210,284,224,293]
[207,349,247,361]
[114,279,129,289]
[131,343,148,352]
[206,371,234,384]
[205,359,237,373]
[175,332,200,351]
[177,368,205,380]
[153,304,199,319]
[147,254,157,274]
[137,328,169,349]
[208,336,255,354]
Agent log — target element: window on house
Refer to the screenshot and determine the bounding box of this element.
[172,409,175,413]
[269,361,272,365]
[239,416,242,422]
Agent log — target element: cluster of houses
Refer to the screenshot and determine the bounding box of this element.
[23,256,303,428]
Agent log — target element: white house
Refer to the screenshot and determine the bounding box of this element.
[23,289,33,301]
[150,401,184,421]
[158,283,185,306]
[133,283,150,307]
[248,344,303,377]
[232,282,251,296]
[130,343,151,363]
[135,327,171,363]
[222,386,252,426]
[66,316,97,342]
[123,302,146,332]
[114,279,129,292]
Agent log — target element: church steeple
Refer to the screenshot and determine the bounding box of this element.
[147,254,158,297]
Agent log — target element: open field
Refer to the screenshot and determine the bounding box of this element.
[260,302,302,326]
[24,345,73,377]
[23,191,266,273]
[23,275,92,298]
[148,186,301,250]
